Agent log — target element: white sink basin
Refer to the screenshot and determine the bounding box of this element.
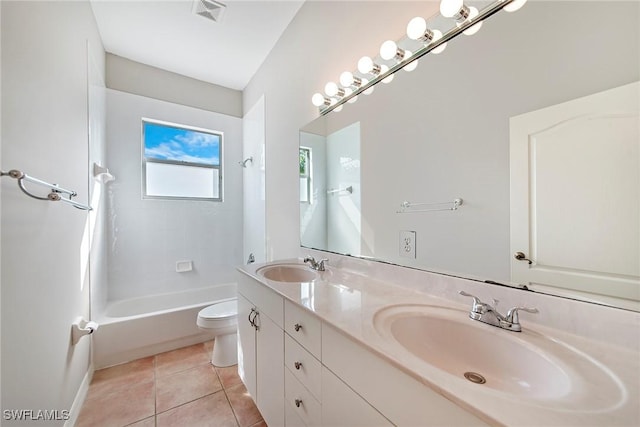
[256,263,317,283]
[373,304,624,408]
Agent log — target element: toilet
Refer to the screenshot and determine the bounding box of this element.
[196,298,238,367]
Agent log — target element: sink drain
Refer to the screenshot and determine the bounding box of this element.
[464,372,486,384]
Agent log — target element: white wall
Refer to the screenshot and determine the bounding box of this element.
[106,53,243,118]
[242,96,266,264]
[105,89,243,301]
[1,1,104,424]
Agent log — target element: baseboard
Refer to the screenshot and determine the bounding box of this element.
[64,364,94,427]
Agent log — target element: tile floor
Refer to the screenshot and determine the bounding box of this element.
[77,341,266,427]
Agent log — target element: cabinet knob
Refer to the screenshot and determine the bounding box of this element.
[294,361,302,370]
[294,323,302,332]
[295,399,303,408]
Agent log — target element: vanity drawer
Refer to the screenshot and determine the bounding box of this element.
[284,299,321,356]
[285,368,321,426]
[285,333,321,400]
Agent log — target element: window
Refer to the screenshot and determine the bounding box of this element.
[142,119,222,201]
[300,147,311,203]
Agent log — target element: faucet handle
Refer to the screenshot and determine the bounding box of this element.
[317,258,328,271]
[458,291,485,313]
[505,306,539,324]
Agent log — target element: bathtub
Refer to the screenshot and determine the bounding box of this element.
[93,283,236,369]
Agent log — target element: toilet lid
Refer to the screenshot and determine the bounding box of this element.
[199,299,237,320]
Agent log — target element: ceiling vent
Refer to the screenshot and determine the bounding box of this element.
[192,0,227,23]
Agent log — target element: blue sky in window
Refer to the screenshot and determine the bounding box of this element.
[144,122,220,165]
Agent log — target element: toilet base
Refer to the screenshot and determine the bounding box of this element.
[211,332,238,367]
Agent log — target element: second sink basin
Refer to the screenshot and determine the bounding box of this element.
[257,263,317,283]
[373,304,624,408]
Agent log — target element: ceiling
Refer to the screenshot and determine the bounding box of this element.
[90,0,305,91]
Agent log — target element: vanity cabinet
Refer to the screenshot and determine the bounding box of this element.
[237,274,285,427]
[238,273,486,427]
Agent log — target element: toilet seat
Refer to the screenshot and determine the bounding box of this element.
[199,300,236,320]
[197,299,237,330]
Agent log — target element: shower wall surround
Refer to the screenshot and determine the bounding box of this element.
[105,89,243,301]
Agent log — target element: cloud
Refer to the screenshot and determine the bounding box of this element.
[174,132,219,148]
[145,143,219,165]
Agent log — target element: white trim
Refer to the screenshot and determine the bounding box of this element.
[64,364,94,427]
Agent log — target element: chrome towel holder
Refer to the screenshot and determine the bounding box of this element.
[397,198,463,213]
[1,169,92,211]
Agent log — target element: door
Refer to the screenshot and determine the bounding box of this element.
[256,310,285,427]
[510,81,640,308]
[237,294,257,399]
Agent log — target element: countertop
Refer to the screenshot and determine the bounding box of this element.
[238,258,640,427]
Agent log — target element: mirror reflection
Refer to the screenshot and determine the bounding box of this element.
[300,1,639,310]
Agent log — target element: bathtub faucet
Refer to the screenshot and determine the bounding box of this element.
[303,256,328,271]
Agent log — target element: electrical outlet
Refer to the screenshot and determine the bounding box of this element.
[399,231,416,259]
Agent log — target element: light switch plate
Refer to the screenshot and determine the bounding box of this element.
[399,231,416,259]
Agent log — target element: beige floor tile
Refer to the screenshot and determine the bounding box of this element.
[156,364,223,413]
[204,339,214,358]
[156,343,210,377]
[225,383,262,427]
[126,416,156,427]
[157,392,238,427]
[77,381,155,427]
[215,365,243,390]
[87,357,155,401]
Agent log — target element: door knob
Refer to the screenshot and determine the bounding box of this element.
[514,251,532,265]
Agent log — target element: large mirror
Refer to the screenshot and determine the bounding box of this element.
[300,1,640,310]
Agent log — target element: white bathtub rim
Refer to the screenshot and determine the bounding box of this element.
[96,283,236,324]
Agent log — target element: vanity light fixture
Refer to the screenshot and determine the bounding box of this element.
[325,81,345,98]
[339,71,362,88]
[357,56,382,76]
[458,6,483,36]
[504,0,527,12]
[440,0,469,21]
[380,41,417,72]
[407,18,448,54]
[312,0,526,114]
[311,93,331,107]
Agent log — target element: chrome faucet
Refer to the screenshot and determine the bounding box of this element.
[459,291,538,332]
[303,256,328,271]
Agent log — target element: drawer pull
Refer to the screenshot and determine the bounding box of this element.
[294,323,302,332]
[295,399,303,408]
[294,361,302,370]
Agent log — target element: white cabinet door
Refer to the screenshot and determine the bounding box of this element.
[510,81,640,308]
[237,294,257,399]
[256,310,285,427]
[321,367,392,427]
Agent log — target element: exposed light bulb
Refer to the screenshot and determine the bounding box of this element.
[348,95,358,104]
[339,71,354,87]
[403,51,418,72]
[380,65,394,84]
[460,6,483,35]
[311,93,328,107]
[325,82,345,98]
[357,56,380,75]
[504,0,527,12]
[363,81,375,95]
[430,29,447,54]
[380,40,400,61]
[406,17,427,40]
[440,0,464,18]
